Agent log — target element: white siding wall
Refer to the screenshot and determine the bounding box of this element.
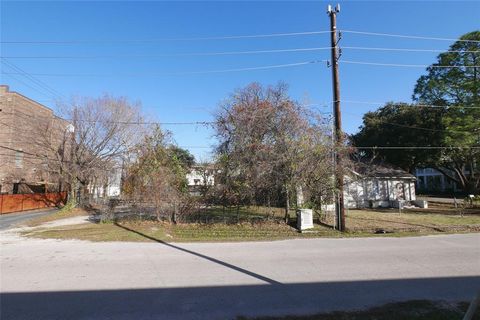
[343,177,416,208]
[186,169,214,186]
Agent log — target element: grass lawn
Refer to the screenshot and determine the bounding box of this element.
[23,220,340,242]
[327,207,480,234]
[22,202,480,243]
[237,300,477,320]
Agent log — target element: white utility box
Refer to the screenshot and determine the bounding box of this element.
[296,209,314,231]
[413,200,428,208]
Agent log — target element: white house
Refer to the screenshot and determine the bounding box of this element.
[88,166,122,199]
[343,163,420,209]
[186,166,215,187]
[186,165,216,196]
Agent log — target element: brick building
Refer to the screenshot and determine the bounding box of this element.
[0,85,69,194]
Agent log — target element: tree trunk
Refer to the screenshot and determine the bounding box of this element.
[437,166,479,194]
[103,183,107,198]
[172,202,178,224]
[284,186,290,224]
[68,178,78,207]
[267,195,271,218]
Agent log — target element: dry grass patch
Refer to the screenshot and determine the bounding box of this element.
[336,208,480,233]
[24,221,167,242]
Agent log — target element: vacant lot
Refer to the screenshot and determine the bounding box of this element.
[21,202,480,242]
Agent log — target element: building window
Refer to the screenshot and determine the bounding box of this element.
[15,151,24,168]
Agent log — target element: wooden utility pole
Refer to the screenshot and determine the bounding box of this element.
[327,4,345,231]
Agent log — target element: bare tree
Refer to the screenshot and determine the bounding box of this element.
[34,94,146,205]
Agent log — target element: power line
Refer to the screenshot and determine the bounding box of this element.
[342,110,476,133]
[3,102,331,126]
[0,60,325,77]
[178,146,212,149]
[356,146,480,149]
[0,153,51,161]
[1,73,58,100]
[341,30,480,43]
[0,47,334,59]
[3,96,477,133]
[1,111,215,127]
[1,59,62,98]
[1,58,67,101]
[370,120,468,133]
[0,30,333,44]
[342,46,479,53]
[3,46,478,59]
[4,100,477,132]
[2,105,214,127]
[0,151,123,171]
[70,120,214,126]
[8,145,477,152]
[340,100,480,109]
[3,29,479,44]
[3,58,477,78]
[2,140,479,156]
[0,144,42,157]
[0,144,211,165]
[341,60,480,68]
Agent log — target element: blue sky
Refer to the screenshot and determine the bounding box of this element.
[1,1,479,160]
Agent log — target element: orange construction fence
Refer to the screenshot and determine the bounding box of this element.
[0,192,67,214]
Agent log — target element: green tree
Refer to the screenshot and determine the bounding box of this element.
[413,31,479,106]
[167,145,195,169]
[123,125,189,222]
[354,31,480,193]
[353,102,444,172]
[413,31,480,193]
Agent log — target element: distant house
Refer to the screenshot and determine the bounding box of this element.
[415,167,464,193]
[343,163,420,209]
[186,165,216,196]
[87,166,123,199]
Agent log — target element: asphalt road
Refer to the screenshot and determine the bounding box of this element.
[0,208,58,231]
[1,230,479,320]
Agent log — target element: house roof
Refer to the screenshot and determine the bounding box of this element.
[190,164,216,171]
[351,162,416,180]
